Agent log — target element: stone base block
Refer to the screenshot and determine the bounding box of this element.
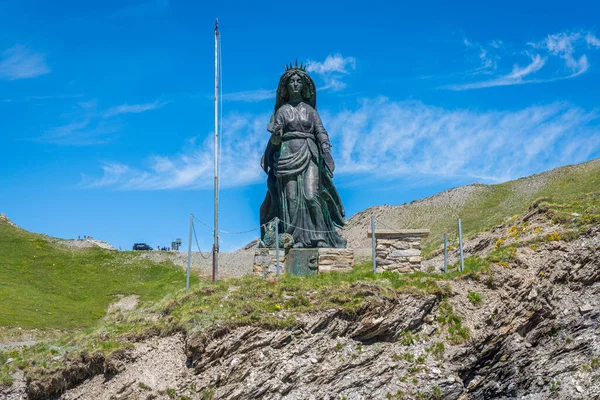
[286,248,319,276]
[253,248,285,278]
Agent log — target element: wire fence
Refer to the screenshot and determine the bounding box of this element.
[192,221,212,259]
[188,212,467,280]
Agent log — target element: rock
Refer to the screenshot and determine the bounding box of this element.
[390,249,421,258]
[579,304,593,313]
[391,242,410,250]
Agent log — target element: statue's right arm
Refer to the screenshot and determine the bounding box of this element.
[269,108,284,145]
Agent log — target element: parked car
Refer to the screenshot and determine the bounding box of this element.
[132,243,153,251]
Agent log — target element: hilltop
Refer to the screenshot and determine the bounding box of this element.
[343,158,600,255]
[0,213,196,330]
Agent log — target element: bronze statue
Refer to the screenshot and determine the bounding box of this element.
[260,62,346,248]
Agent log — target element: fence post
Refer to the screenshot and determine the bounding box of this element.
[458,218,464,272]
[275,217,280,277]
[186,214,193,293]
[371,215,376,274]
[443,233,448,273]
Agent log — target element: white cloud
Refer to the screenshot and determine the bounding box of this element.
[82,99,600,190]
[544,32,589,75]
[307,54,356,91]
[307,54,356,75]
[104,100,169,117]
[0,45,49,80]
[448,30,599,90]
[587,33,600,48]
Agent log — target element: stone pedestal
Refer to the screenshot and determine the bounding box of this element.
[368,229,429,273]
[253,247,355,277]
[286,249,319,276]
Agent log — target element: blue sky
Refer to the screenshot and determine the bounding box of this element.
[1,0,599,252]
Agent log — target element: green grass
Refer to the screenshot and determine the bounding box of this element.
[0,220,198,329]
[1,260,485,386]
[467,291,482,304]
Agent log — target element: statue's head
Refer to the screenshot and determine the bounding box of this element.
[286,73,303,98]
[273,61,317,112]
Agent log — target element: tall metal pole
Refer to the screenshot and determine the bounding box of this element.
[275,217,280,276]
[371,215,376,274]
[186,214,193,293]
[458,218,464,272]
[212,18,220,283]
[443,233,448,273]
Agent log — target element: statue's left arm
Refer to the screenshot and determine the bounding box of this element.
[311,108,336,176]
[312,109,331,154]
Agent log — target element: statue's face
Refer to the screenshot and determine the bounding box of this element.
[288,74,303,95]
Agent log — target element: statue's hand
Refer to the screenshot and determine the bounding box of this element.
[321,142,331,153]
[270,134,282,146]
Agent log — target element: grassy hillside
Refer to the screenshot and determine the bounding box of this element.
[344,158,600,255]
[0,219,197,329]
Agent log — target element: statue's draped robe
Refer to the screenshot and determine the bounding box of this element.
[260,102,346,248]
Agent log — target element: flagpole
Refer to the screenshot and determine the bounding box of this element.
[212,18,220,282]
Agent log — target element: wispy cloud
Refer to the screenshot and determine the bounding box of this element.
[33,98,168,146]
[81,99,600,190]
[446,30,600,90]
[104,100,170,117]
[81,112,270,189]
[0,45,49,80]
[446,54,546,90]
[222,89,275,102]
[35,120,120,146]
[326,99,599,182]
[307,54,356,91]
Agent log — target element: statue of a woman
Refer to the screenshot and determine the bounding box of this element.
[260,63,346,248]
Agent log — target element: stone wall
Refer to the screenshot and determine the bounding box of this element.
[317,248,354,273]
[370,230,430,273]
[253,248,285,278]
[253,248,354,277]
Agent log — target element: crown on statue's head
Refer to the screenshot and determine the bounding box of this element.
[285,59,307,72]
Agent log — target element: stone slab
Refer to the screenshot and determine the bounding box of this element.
[389,249,421,258]
[367,229,430,238]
